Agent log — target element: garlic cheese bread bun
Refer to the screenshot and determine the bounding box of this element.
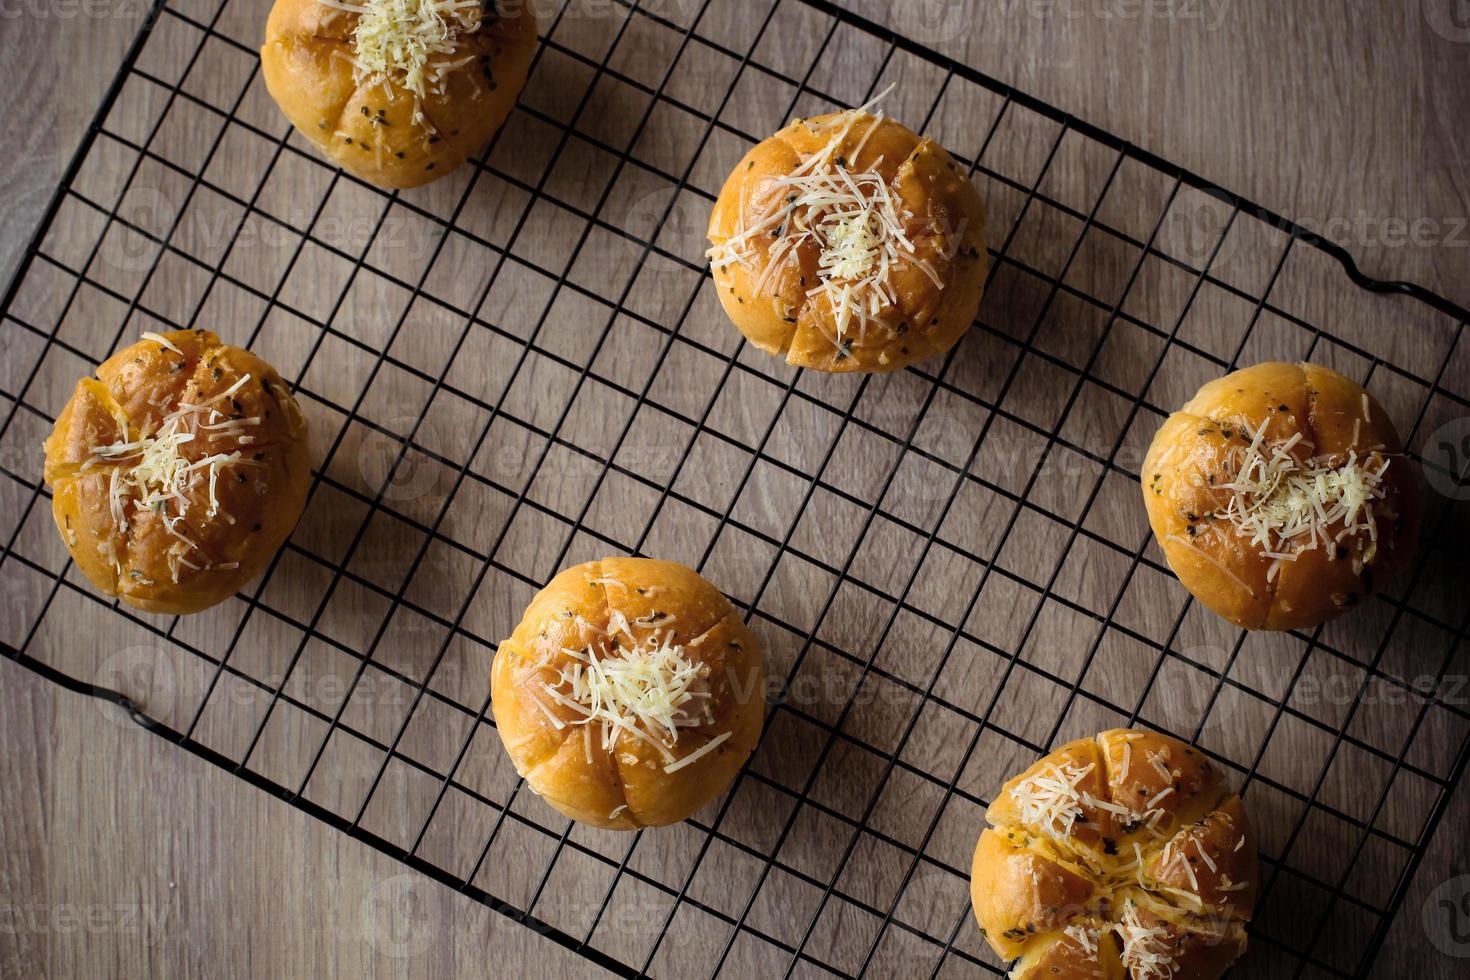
[705,93,987,373]
[491,558,765,830]
[1142,361,1419,631]
[42,330,311,615]
[261,0,537,189]
[971,729,1258,980]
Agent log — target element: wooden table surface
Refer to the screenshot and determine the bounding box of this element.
[2,2,1467,978]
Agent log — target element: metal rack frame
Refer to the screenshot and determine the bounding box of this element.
[2,0,1467,976]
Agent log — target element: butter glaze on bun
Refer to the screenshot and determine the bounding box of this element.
[706,93,987,373]
[43,329,310,615]
[971,729,1258,980]
[1142,361,1419,631]
[261,0,537,188]
[491,558,765,830]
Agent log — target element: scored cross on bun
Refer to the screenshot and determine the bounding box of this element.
[706,92,988,373]
[1142,361,1420,631]
[261,0,538,188]
[42,329,311,615]
[970,729,1258,980]
[491,558,765,830]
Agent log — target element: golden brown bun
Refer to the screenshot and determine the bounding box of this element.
[491,558,765,830]
[971,730,1258,980]
[1142,361,1419,631]
[261,0,537,189]
[706,110,987,373]
[43,330,311,615]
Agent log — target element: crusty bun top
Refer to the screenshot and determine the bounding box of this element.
[43,329,311,615]
[261,0,537,188]
[1142,361,1419,631]
[706,101,987,373]
[971,729,1257,980]
[491,558,765,830]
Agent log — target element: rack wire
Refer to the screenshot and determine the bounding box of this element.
[2,0,1468,976]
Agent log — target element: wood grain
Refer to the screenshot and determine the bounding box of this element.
[0,1,1466,978]
[846,0,1470,310]
[0,656,613,979]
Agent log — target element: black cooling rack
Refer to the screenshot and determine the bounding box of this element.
[2,0,1468,976]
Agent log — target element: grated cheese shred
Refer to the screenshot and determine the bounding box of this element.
[1195,838,1216,873]
[141,331,183,355]
[1174,845,1198,891]
[1146,787,1174,808]
[663,731,732,773]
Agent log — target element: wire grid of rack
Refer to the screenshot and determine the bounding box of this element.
[2,0,1469,976]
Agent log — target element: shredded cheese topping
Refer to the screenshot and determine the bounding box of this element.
[318,0,484,102]
[527,611,723,772]
[1208,421,1391,579]
[1009,761,1094,839]
[1118,903,1179,980]
[1062,922,1098,955]
[85,370,262,583]
[706,85,957,351]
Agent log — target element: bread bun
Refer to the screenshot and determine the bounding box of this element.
[1142,361,1419,631]
[971,729,1257,980]
[705,102,987,372]
[43,330,311,615]
[261,0,537,189]
[491,558,765,829]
